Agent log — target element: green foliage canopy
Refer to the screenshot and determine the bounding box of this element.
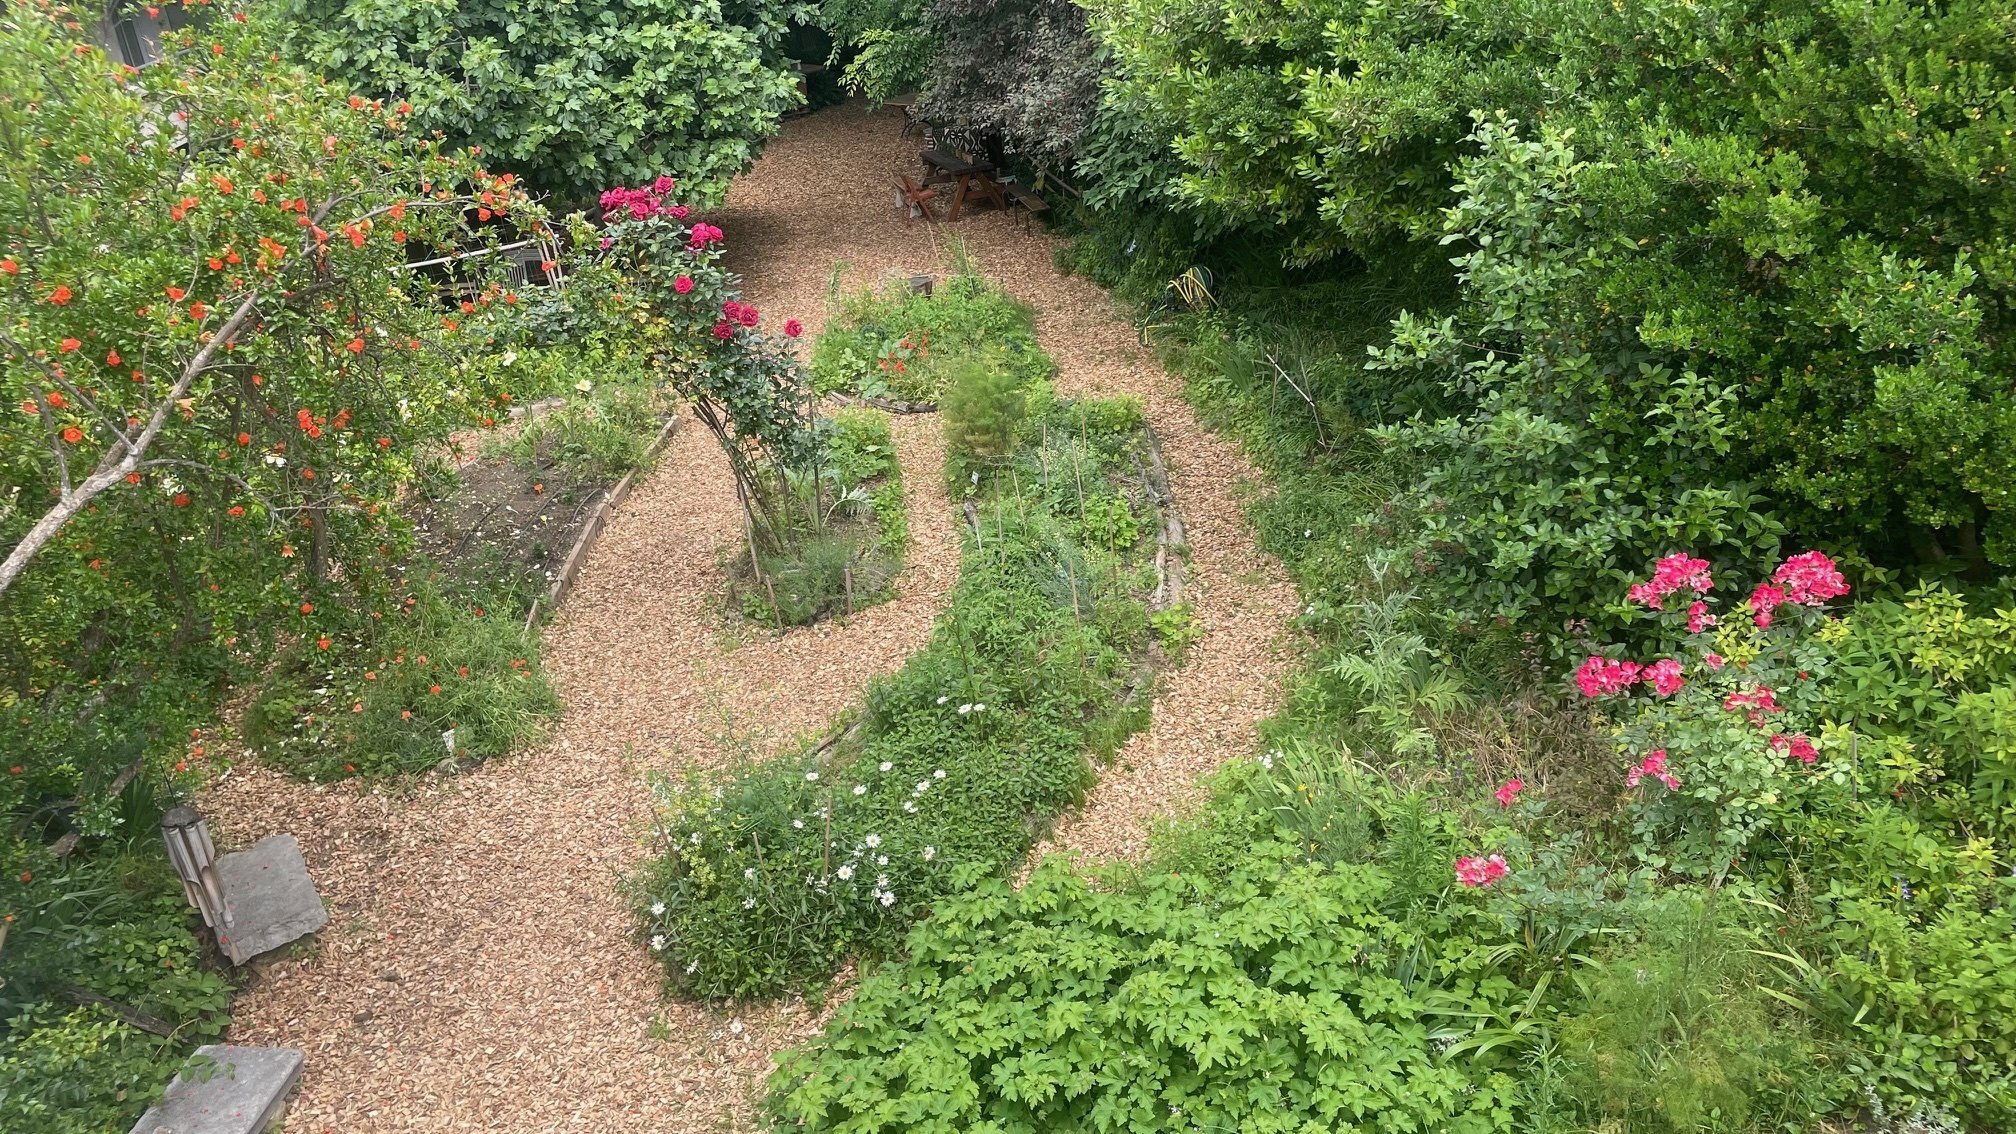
[276,0,804,205]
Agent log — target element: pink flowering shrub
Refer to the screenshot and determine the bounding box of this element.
[1578,551,1850,874]
[587,179,820,531]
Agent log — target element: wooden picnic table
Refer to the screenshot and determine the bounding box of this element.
[920,149,1006,221]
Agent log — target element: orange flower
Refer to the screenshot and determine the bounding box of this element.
[106,349,120,365]
[0,259,16,274]
[49,285,71,304]
[61,427,82,444]
[428,684,442,694]
[346,337,364,353]
[300,602,314,614]
[58,338,79,352]
[172,493,190,506]
[318,637,331,650]
[165,286,185,301]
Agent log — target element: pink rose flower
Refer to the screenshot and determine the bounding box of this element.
[1775,551,1849,606]
[1626,749,1680,791]
[1771,733,1819,764]
[1628,553,1714,608]
[673,276,694,294]
[712,320,734,340]
[1644,658,1685,696]
[1455,854,1509,887]
[1749,582,1787,628]
[1575,656,1643,697]
[1494,779,1524,807]
[783,318,803,338]
[1686,601,1716,634]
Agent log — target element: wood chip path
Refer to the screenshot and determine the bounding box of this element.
[198,102,1294,1131]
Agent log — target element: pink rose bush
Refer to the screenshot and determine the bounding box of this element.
[1578,550,1850,874]
[586,180,822,513]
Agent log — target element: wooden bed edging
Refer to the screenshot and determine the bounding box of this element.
[531,414,683,625]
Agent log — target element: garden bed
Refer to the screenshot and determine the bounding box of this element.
[243,386,681,781]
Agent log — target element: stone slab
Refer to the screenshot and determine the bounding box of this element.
[214,834,326,965]
[128,1045,303,1134]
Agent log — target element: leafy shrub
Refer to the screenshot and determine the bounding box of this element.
[275,0,801,206]
[916,0,1104,167]
[816,0,935,102]
[637,505,1145,997]
[1092,0,2016,603]
[766,854,1525,1132]
[0,844,231,1132]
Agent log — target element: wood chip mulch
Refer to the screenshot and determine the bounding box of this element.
[196,100,1294,1130]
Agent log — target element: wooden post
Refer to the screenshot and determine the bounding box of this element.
[844,566,854,616]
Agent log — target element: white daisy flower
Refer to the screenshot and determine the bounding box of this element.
[879,891,896,907]
[876,854,887,865]
[933,769,945,779]
[685,960,698,974]
[837,864,854,880]
[923,846,936,860]
[914,781,929,794]
[864,834,881,848]
[805,771,819,782]
[876,874,890,888]
[936,696,949,704]
[957,703,972,715]
[650,935,665,951]
[879,761,893,772]
[792,818,805,829]
[650,901,666,916]
[853,784,867,796]
[742,898,755,909]
[744,867,757,880]
[689,832,702,846]
[903,801,917,813]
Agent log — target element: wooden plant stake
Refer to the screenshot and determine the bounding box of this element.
[844,566,855,616]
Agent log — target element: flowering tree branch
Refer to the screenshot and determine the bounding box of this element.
[0,292,260,596]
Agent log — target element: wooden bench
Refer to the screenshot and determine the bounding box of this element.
[998,179,1049,228]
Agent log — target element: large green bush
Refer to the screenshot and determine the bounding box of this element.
[768,854,1526,1133]
[276,0,802,205]
[1080,0,2016,640]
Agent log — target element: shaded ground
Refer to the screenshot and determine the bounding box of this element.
[202,101,1294,1130]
